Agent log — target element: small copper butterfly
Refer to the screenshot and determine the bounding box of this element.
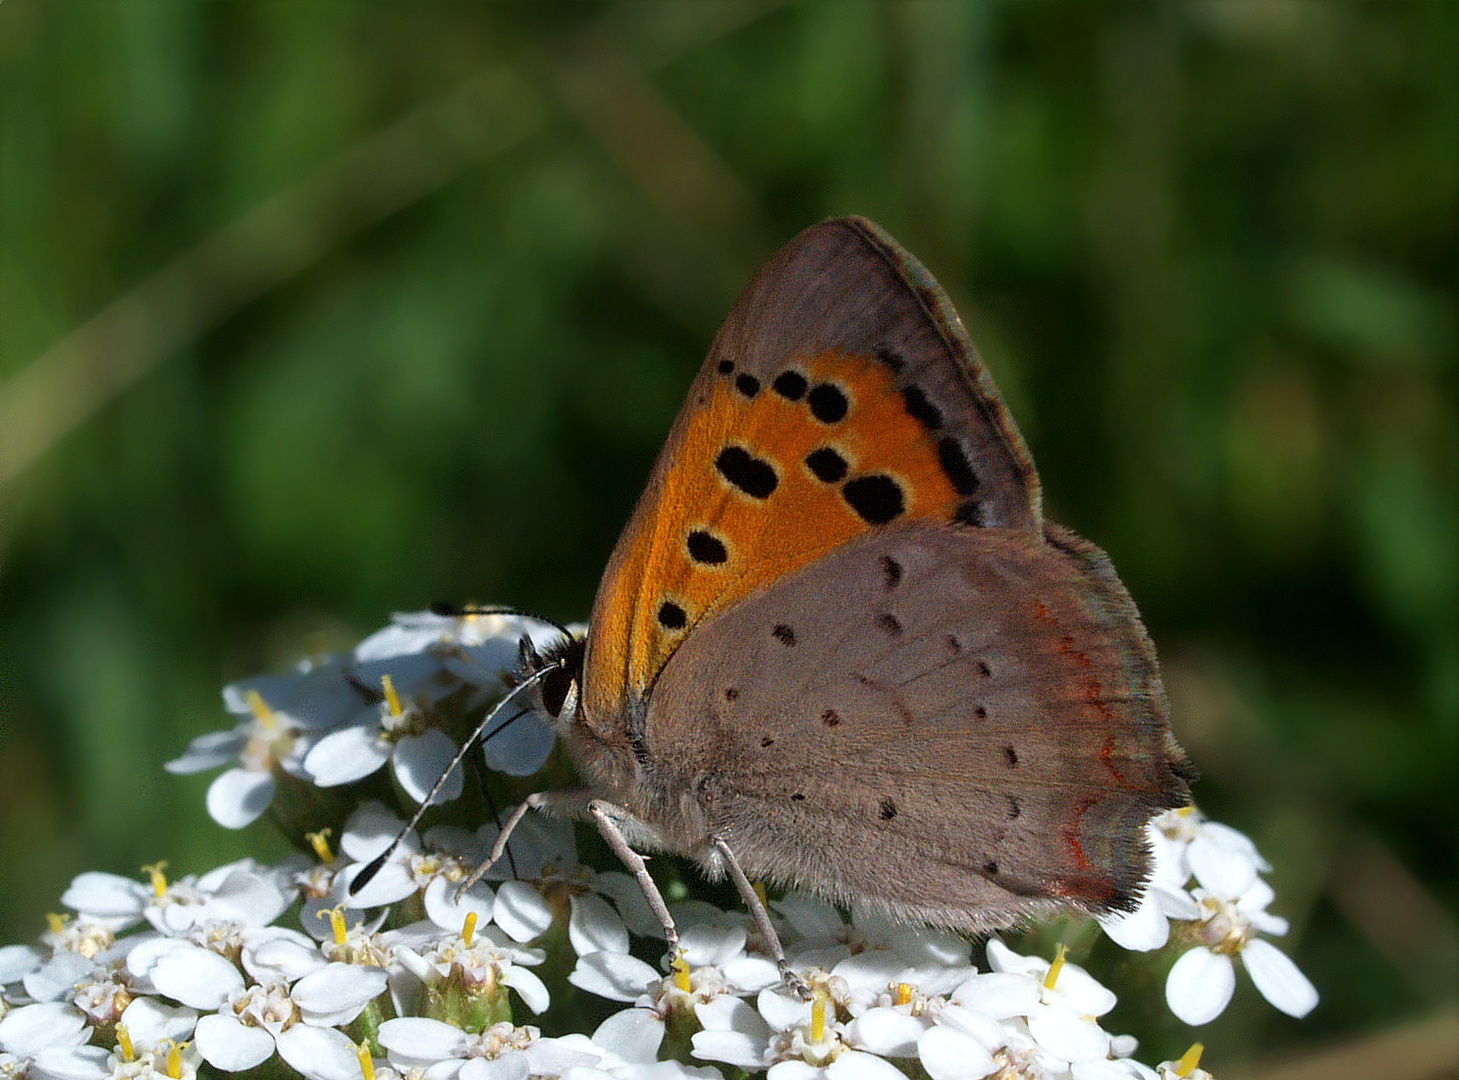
[375,217,1194,976]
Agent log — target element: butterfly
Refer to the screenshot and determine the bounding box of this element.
[372,216,1193,977]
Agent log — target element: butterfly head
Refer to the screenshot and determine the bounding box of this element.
[515,629,586,727]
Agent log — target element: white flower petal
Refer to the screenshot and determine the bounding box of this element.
[1242,938,1318,1018]
[206,768,275,829]
[60,873,145,919]
[1098,894,1169,951]
[690,1029,770,1070]
[1027,1003,1110,1063]
[569,951,660,1002]
[593,1008,666,1063]
[844,1007,925,1056]
[756,988,811,1032]
[393,730,464,805]
[952,972,1040,1018]
[1165,947,1236,1025]
[118,996,197,1048]
[918,1025,998,1080]
[344,860,417,908]
[25,952,94,1002]
[277,1023,368,1080]
[502,965,552,1015]
[29,1045,111,1080]
[339,804,416,861]
[165,730,248,774]
[243,929,326,983]
[482,711,557,777]
[0,1003,88,1056]
[826,1049,913,1079]
[149,946,244,1010]
[932,1005,1005,1048]
[292,962,389,1025]
[304,725,391,786]
[569,893,631,958]
[493,880,555,943]
[1188,829,1261,898]
[195,1013,276,1071]
[423,876,495,936]
[378,1016,468,1060]
[0,944,43,984]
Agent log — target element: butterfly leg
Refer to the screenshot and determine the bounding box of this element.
[586,799,682,963]
[585,799,683,968]
[711,837,811,1000]
[455,789,591,899]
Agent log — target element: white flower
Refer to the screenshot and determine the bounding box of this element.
[378,1017,596,1079]
[692,981,907,1079]
[303,679,465,806]
[1149,808,1269,900]
[191,963,387,1078]
[64,862,290,939]
[390,920,550,1017]
[338,803,480,909]
[1165,879,1317,1024]
[582,921,781,1066]
[166,660,360,829]
[350,610,560,777]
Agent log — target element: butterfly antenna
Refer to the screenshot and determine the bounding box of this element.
[429,601,574,643]
[348,663,560,895]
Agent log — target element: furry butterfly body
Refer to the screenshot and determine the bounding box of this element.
[532,216,1193,938]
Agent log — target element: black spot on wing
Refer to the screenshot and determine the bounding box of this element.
[879,555,903,589]
[954,499,987,527]
[843,475,905,525]
[876,613,903,638]
[687,530,728,566]
[717,359,734,374]
[734,373,761,398]
[879,798,898,821]
[716,446,778,499]
[772,623,797,647]
[875,345,905,373]
[938,437,980,495]
[901,385,943,431]
[657,602,687,630]
[772,371,808,401]
[806,447,848,483]
[807,383,849,423]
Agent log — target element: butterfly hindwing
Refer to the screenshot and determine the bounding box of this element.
[641,519,1191,929]
[582,217,1041,732]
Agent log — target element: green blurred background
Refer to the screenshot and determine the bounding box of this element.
[1,1,1454,1074]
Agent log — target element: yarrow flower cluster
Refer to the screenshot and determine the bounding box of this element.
[0,610,1317,1079]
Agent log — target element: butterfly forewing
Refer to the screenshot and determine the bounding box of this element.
[582,217,1042,728]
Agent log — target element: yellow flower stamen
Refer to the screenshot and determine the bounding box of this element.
[893,982,913,1006]
[810,985,829,1044]
[142,861,169,899]
[46,912,67,934]
[322,905,349,946]
[166,1041,185,1080]
[381,673,403,717]
[1043,942,1069,991]
[671,951,692,993]
[1175,1043,1204,1078]
[115,1023,135,1062]
[245,689,277,730]
[356,1041,376,1080]
[462,910,478,947]
[306,828,335,864]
